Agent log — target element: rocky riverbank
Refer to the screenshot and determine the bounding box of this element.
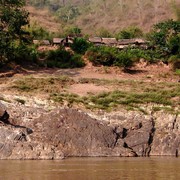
[0,101,179,159]
[0,65,179,159]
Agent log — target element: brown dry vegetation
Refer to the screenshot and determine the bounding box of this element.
[26,6,60,33]
[26,0,180,34]
[77,0,178,34]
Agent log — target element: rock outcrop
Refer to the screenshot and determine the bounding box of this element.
[0,105,179,159]
[151,113,180,156]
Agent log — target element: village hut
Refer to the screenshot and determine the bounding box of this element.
[53,38,65,46]
[117,38,148,49]
[117,39,137,45]
[101,38,117,46]
[88,37,102,46]
[134,38,147,44]
[40,40,51,46]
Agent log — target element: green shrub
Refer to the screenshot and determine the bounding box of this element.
[71,38,92,54]
[175,69,180,76]
[86,45,164,69]
[114,51,133,68]
[116,26,143,39]
[168,55,180,70]
[148,19,180,58]
[47,48,71,62]
[27,22,52,40]
[10,44,38,64]
[86,46,117,66]
[0,0,30,63]
[167,35,180,55]
[46,48,85,68]
[70,53,86,67]
[86,46,134,68]
[124,48,160,63]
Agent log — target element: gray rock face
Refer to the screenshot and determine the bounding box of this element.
[151,114,180,156]
[0,125,32,159]
[0,101,6,118]
[0,108,179,159]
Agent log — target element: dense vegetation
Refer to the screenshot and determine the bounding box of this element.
[148,19,180,69]
[0,1,180,71]
[0,0,30,64]
[45,48,85,68]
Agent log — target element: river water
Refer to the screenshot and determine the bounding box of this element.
[0,157,179,180]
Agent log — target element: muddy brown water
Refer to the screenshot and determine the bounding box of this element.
[0,157,179,180]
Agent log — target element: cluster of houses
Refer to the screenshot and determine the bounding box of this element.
[33,36,148,49]
[88,37,148,49]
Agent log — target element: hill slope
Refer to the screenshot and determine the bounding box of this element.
[26,6,60,32]
[27,0,180,34]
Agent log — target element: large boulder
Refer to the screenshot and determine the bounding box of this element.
[151,113,180,156]
[0,107,179,159]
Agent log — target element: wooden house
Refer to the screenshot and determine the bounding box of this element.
[118,39,137,45]
[117,38,148,49]
[33,40,50,46]
[88,37,102,46]
[53,38,65,45]
[102,38,117,46]
[40,40,51,46]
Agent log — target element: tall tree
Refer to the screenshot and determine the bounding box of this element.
[0,0,29,61]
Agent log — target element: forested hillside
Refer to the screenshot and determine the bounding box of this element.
[27,0,180,34]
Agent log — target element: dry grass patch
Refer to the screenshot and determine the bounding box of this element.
[11,75,74,93]
[9,75,180,113]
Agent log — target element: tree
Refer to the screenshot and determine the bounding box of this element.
[71,38,91,54]
[148,19,180,57]
[0,0,29,62]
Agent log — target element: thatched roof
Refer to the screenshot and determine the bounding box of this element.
[33,40,50,45]
[102,38,117,45]
[118,38,147,45]
[134,38,147,44]
[41,40,50,45]
[53,38,64,44]
[89,37,102,43]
